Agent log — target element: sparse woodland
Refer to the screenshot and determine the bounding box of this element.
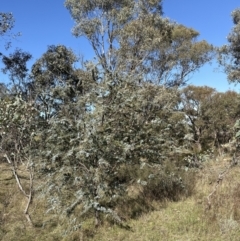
[1,1,240,240]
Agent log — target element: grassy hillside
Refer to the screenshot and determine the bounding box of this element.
[90,155,240,241]
[0,154,240,241]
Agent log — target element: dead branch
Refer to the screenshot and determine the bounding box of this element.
[4,154,28,197]
[24,167,33,226]
[206,154,239,210]
[4,154,33,226]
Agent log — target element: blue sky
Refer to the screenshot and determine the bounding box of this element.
[0,0,239,91]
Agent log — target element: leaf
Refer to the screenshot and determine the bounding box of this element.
[235,131,240,139]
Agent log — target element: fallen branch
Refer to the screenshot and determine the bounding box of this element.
[206,154,239,210]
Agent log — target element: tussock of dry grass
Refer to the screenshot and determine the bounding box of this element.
[1,154,240,241]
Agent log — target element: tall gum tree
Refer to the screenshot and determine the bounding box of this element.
[30,0,214,227]
[65,0,213,87]
[0,14,34,225]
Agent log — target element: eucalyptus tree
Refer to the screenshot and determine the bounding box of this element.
[203,90,240,147]
[0,12,35,224]
[35,77,188,227]
[0,95,38,225]
[32,51,190,228]
[65,0,213,86]
[181,86,240,151]
[181,85,216,150]
[31,45,88,119]
[218,8,240,82]
[1,49,32,98]
[30,0,213,227]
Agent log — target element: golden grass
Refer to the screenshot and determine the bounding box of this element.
[1,154,240,241]
[89,155,240,241]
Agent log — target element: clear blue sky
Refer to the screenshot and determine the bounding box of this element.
[0,0,239,92]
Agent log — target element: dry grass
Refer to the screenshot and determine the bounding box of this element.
[1,154,240,241]
[89,154,240,241]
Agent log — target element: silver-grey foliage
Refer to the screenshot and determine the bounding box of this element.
[218,9,240,82]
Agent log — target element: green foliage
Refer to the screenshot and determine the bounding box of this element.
[1,49,32,97]
[31,45,85,119]
[218,8,240,82]
[0,12,21,50]
[34,77,190,225]
[65,0,213,87]
[0,0,217,232]
[0,96,37,164]
[181,85,240,151]
[0,12,14,35]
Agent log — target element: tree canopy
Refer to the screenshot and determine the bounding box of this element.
[65,0,213,87]
[0,12,20,50]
